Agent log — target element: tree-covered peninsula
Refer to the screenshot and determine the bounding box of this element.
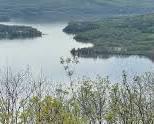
[0,24,42,39]
[64,14,154,59]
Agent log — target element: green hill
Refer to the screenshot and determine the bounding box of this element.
[93,0,154,7]
[0,0,154,22]
[0,24,42,39]
[64,13,154,60]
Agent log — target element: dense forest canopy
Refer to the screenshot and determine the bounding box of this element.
[0,0,154,21]
[63,13,154,60]
[0,24,42,39]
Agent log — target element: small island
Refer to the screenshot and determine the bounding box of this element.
[64,14,154,60]
[0,24,42,39]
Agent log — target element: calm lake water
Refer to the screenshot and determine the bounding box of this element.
[0,22,154,83]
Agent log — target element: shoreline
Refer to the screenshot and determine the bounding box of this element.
[63,14,154,61]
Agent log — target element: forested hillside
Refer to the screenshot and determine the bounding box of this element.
[0,0,154,22]
[64,13,154,60]
[0,24,42,39]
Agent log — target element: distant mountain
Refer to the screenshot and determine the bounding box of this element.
[92,0,154,7]
[0,0,154,22]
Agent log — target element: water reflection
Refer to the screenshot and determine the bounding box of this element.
[0,22,153,83]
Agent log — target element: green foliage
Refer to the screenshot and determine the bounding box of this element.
[64,14,154,59]
[0,66,154,123]
[94,0,154,7]
[18,96,84,124]
[0,24,42,39]
[0,100,12,124]
[0,0,154,21]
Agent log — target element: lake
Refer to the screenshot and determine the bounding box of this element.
[0,22,154,83]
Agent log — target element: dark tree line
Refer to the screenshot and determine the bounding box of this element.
[0,24,42,39]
